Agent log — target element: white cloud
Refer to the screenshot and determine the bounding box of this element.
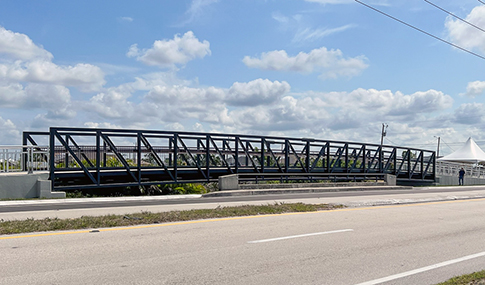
[119,17,133,22]
[0,82,73,115]
[143,84,227,123]
[272,11,355,44]
[445,5,485,54]
[293,25,355,43]
[224,88,453,139]
[229,95,330,133]
[272,12,289,24]
[87,85,136,119]
[84,122,122,129]
[0,26,52,60]
[243,47,368,79]
[0,61,105,92]
[342,89,453,117]
[226,79,290,106]
[184,0,219,24]
[85,76,291,128]
[0,82,25,108]
[0,116,20,144]
[453,103,485,125]
[462,80,485,98]
[0,26,105,92]
[127,31,211,68]
[25,84,72,112]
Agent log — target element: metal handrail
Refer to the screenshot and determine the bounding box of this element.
[436,161,485,178]
[0,145,49,173]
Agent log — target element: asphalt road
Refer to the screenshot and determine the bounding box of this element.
[1,198,485,284]
[0,187,473,213]
[2,186,485,220]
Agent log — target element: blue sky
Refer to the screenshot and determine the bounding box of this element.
[0,0,485,155]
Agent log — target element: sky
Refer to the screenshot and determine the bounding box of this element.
[0,0,485,155]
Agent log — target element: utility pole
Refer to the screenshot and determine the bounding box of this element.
[434,136,441,157]
[380,123,388,146]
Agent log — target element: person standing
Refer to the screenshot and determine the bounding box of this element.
[459,168,465,185]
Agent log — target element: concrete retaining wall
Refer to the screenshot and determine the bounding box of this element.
[0,172,65,199]
[436,175,485,186]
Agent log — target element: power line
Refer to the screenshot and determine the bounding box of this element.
[384,137,398,145]
[478,0,485,5]
[440,139,455,152]
[354,0,485,61]
[424,0,485,34]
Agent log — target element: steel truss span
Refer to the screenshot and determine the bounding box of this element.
[23,128,436,191]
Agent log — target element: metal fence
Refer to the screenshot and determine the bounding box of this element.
[0,145,49,173]
[436,161,485,178]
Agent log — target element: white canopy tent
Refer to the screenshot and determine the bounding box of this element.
[437,137,485,164]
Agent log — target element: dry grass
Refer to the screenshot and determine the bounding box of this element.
[436,271,485,285]
[0,203,343,235]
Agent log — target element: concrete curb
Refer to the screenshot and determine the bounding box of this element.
[0,194,203,206]
[203,186,412,197]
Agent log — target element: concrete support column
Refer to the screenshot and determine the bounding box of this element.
[218,174,239,191]
[384,174,396,186]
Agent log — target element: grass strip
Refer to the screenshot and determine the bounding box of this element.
[436,270,485,285]
[0,203,343,235]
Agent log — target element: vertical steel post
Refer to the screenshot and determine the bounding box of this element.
[261,138,265,173]
[378,146,382,173]
[393,147,397,175]
[174,134,178,183]
[235,137,239,173]
[22,133,28,171]
[345,144,349,173]
[169,138,173,166]
[137,132,141,186]
[206,135,210,181]
[65,135,70,168]
[49,128,55,183]
[96,131,101,186]
[103,140,107,168]
[306,141,310,173]
[285,140,289,173]
[407,148,411,178]
[420,150,424,179]
[245,141,249,167]
[222,139,226,167]
[196,138,201,166]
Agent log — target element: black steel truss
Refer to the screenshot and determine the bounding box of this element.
[22,127,436,191]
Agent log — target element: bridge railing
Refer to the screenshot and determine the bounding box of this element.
[0,145,49,173]
[436,161,485,178]
[22,127,436,190]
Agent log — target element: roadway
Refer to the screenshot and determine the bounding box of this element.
[2,185,485,220]
[1,196,485,284]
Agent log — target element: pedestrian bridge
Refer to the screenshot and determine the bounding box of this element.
[4,127,437,192]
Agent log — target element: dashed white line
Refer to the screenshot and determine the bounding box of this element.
[247,229,354,244]
[355,251,485,285]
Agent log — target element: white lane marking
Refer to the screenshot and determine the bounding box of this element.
[248,229,353,244]
[355,251,485,285]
